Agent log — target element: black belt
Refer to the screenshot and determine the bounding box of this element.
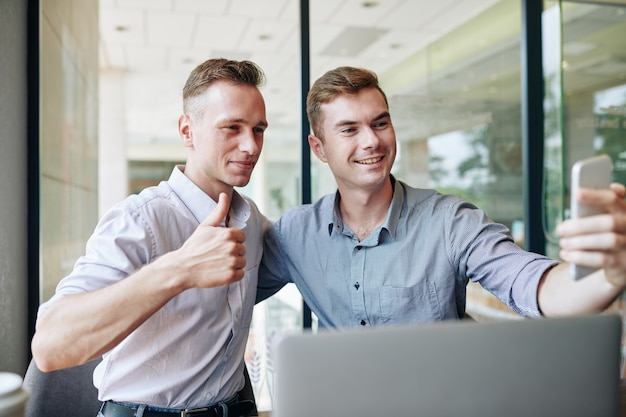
[100,399,255,417]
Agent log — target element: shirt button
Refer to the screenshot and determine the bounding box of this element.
[360,320,366,326]
[356,246,362,251]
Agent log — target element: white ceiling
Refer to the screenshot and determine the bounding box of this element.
[99,0,626,161]
[98,0,501,149]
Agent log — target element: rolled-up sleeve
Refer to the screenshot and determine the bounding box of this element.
[446,200,558,317]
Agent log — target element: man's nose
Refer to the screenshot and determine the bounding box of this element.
[360,127,380,149]
[240,130,261,154]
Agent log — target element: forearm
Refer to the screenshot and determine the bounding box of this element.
[32,193,246,371]
[31,254,185,371]
[537,263,623,316]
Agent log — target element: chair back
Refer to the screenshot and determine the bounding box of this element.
[22,359,258,417]
[22,358,101,417]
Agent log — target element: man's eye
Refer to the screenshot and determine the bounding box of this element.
[341,128,356,134]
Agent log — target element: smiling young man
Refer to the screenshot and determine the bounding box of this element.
[257,66,626,328]
[31,58,268,417]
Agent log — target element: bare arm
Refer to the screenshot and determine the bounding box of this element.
[537,263,622,316]
[538,183,626,316]
[31,193,246,371]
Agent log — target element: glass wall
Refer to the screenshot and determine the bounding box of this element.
[225,6,536,405]
[36,0,626,412]
[561,2,626,185]
[544,1,626,258]
[249,0,626,408]
[543,0,626,376]
[393,1,525,319]
[39,0,99,301]
[308,0,525,322]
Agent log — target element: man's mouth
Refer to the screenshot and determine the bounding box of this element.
[232,160,256,169]
[356,156,383,165]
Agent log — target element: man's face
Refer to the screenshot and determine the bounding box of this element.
[309,87,396,192]
[181,80,267,194]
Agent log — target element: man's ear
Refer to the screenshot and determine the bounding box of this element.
[178,114,193,147]
[308,134,328,163]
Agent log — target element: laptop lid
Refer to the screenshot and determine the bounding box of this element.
[272,314,622,417]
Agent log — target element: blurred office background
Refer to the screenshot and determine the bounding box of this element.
[1,0,625,411]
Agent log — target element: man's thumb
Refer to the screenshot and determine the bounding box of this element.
[204,192,230,227]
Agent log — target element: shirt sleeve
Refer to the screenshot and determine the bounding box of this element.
[37,202,155,316]
[446,200,558,317]
[256,218,291,304]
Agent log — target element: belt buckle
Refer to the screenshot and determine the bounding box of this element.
[180,407,209,417]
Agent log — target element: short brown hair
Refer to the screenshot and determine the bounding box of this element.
[183,58,266,117]
[306,66,388,137]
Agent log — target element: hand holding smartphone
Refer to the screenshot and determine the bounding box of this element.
[569,154,613,280]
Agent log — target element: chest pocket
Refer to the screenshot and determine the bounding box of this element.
[379,282,442,324]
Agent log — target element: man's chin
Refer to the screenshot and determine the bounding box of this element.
[230,176,252,188]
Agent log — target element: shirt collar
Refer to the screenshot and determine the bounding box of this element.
[168,165,250,227]
[383,175,404,241]
[327,175,404,241]
[328,192,344,236]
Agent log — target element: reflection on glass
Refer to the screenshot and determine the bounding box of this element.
[385,2,524,243]
[247,286,302,411]
[310,0,524,322]
[549,0,626,376]
[594,84,626,185]
[428,126,491,209]
[544,1,626,257]
[542,2,566,250]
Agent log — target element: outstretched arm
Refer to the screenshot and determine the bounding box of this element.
[31,193,246,371]
[538,183,626,316]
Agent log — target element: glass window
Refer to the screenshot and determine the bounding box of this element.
[543,1,626,258]
[411,1,524,320]
[543,0,626,376]
[59,0,626,413]
[561,1,626,182]
[128,160,183,194]
[309,1,524,321]
[237,8,304,413]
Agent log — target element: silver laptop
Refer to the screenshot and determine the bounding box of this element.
[272,314,622,417]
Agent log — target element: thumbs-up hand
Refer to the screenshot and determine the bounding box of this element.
[173,192,247,289]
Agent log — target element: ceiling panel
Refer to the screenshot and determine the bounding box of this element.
[100,9,145,46]
[146,11,195,47]
[228,0,292,18]
[115,0,172,10]
[237,18,298,53]
[99,0,626,152]
[378,0,456,29]
[192,15,251,50]
[326,0,404,27]
[423,0,499,32]
[173,0,230,14]
[125,45,167,70]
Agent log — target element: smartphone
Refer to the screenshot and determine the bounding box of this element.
[569,154,613,280]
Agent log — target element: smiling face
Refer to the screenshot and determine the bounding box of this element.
[179,80,267,199]
[308,87,396,194]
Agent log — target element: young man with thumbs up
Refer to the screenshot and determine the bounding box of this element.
[31,58,269,417]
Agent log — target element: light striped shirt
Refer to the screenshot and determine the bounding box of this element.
[258,177,557,328]
[39,166,265,408]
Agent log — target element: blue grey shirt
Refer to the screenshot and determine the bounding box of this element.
[257,177,558,328]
